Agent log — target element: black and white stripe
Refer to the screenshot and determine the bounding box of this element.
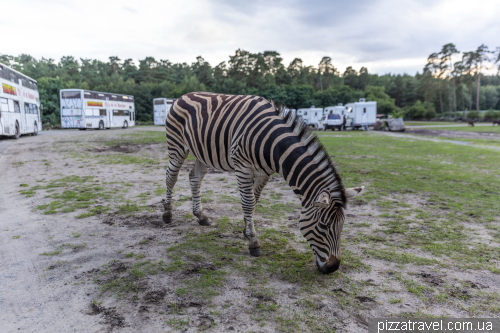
[162,92,363,273]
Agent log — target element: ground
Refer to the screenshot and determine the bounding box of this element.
[1,125,500,333]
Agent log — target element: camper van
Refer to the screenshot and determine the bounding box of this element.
[344,99,377,130]
[297,106,323,128]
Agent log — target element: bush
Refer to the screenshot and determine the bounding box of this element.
[405,101,436,120]
[484,109,500,121]
[466,110,480,120]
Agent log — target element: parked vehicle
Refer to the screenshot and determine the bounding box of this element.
[297,106,323,128]
[60,89,135,130]
[345,99,377,130]
[0,62,42,138]
[318,114,343,130]
[324,103,353,128]
[153,98,176,125]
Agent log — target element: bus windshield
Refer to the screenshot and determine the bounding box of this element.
[328,114,340,119]
[62,91,81,99]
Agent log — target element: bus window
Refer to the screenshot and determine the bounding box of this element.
[84,91,92,98]
[99,109,106,116]
[0,98,8,112]
[9,72,16,83]
[96,93,105,100]
[132,112,135,121]
[33,105,38,114]
[113,110,119,116]
[62,91,81,99]
[0,65,4,79]
[124,110,130,117]
[24,103,30,114]
[13,101,20,113]
[154,99,164,105]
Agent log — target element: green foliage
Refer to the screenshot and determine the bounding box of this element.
[4,44,500,124]
[484,109,500,120]
[405,100,437,120]
[466,110,480,119]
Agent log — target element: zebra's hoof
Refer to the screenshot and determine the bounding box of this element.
[199,218,211,226]
[249,247,262,257]
[162,212,173,224]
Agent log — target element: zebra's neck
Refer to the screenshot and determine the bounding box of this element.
[272,136,342,207]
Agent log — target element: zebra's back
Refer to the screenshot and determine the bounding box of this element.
[166,92,278,172]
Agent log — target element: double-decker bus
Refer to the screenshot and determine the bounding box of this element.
[60,89,135,130]
[0,62,42,139]
[153,98,176,125]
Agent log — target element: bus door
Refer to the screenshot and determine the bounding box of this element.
[21,102,30,134]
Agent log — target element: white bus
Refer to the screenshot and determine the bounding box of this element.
[153,98,176,125]
[60,89,135,130]
[0,62,42,139]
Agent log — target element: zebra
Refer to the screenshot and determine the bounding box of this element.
[163,92,364,274]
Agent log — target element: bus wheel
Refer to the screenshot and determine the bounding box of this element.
[99,121,104,130]
[32,122,38,136]
[123,121,128,129]
[14,123,20,140]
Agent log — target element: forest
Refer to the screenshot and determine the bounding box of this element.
[1,43,499,124]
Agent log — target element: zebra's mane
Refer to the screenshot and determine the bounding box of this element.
[271,101,346,207]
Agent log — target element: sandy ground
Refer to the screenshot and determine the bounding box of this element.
[1,127,499,333]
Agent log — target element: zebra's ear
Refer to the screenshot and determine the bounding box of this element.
[344,186,365,198]
[314,191,330,209]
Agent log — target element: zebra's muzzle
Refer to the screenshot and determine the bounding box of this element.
[316,255,341,274]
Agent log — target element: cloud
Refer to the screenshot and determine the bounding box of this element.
[1,0,499,75]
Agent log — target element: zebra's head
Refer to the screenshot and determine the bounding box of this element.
[299,186,364,274]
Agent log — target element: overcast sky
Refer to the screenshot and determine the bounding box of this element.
[1,0,499,75]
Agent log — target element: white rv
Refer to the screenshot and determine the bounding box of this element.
[153,98,176,126]
[345,98,377,130]
[323,103,352,128]
[297,106,323,128]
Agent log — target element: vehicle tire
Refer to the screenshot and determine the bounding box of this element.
[14,122,20,139]
[99,121,104,130]
[123,121,128,129]
[32,122,38,136]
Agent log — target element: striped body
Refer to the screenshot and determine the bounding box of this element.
[163,92,363,273]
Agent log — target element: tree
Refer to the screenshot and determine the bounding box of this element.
[440,43,459,118]
[318,57,338,91]
[425,53,447,117]
[473,44,491,111]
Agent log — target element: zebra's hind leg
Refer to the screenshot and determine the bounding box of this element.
[189,159,211,226]
[162,149,188,224]
[235,168,263,257]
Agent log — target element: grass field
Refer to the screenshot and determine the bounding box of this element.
[14,127,500,331]
[412,126,500,133]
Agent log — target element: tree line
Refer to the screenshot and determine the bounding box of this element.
[1,43,499,124]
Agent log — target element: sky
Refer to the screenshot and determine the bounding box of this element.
[1,0,499,75]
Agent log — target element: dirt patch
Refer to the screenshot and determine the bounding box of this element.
[91,145,142,154]
[406,128,500,139]
[90,303,126,328]
[102,212,165,228]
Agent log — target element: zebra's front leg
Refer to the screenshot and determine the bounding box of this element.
[236,169,262,257]
[163,154,187,224]
[189,159,210,226]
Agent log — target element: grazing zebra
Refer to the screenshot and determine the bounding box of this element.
[163,92,364,273]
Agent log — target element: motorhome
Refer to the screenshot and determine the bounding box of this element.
[344,99,377,130]
[297,106,323,128]
[153,98,176,125]
[0,62,42,138]
[60,89,135,130]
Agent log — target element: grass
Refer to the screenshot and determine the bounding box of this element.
[416,125,500,133]
[23,127,500,327]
